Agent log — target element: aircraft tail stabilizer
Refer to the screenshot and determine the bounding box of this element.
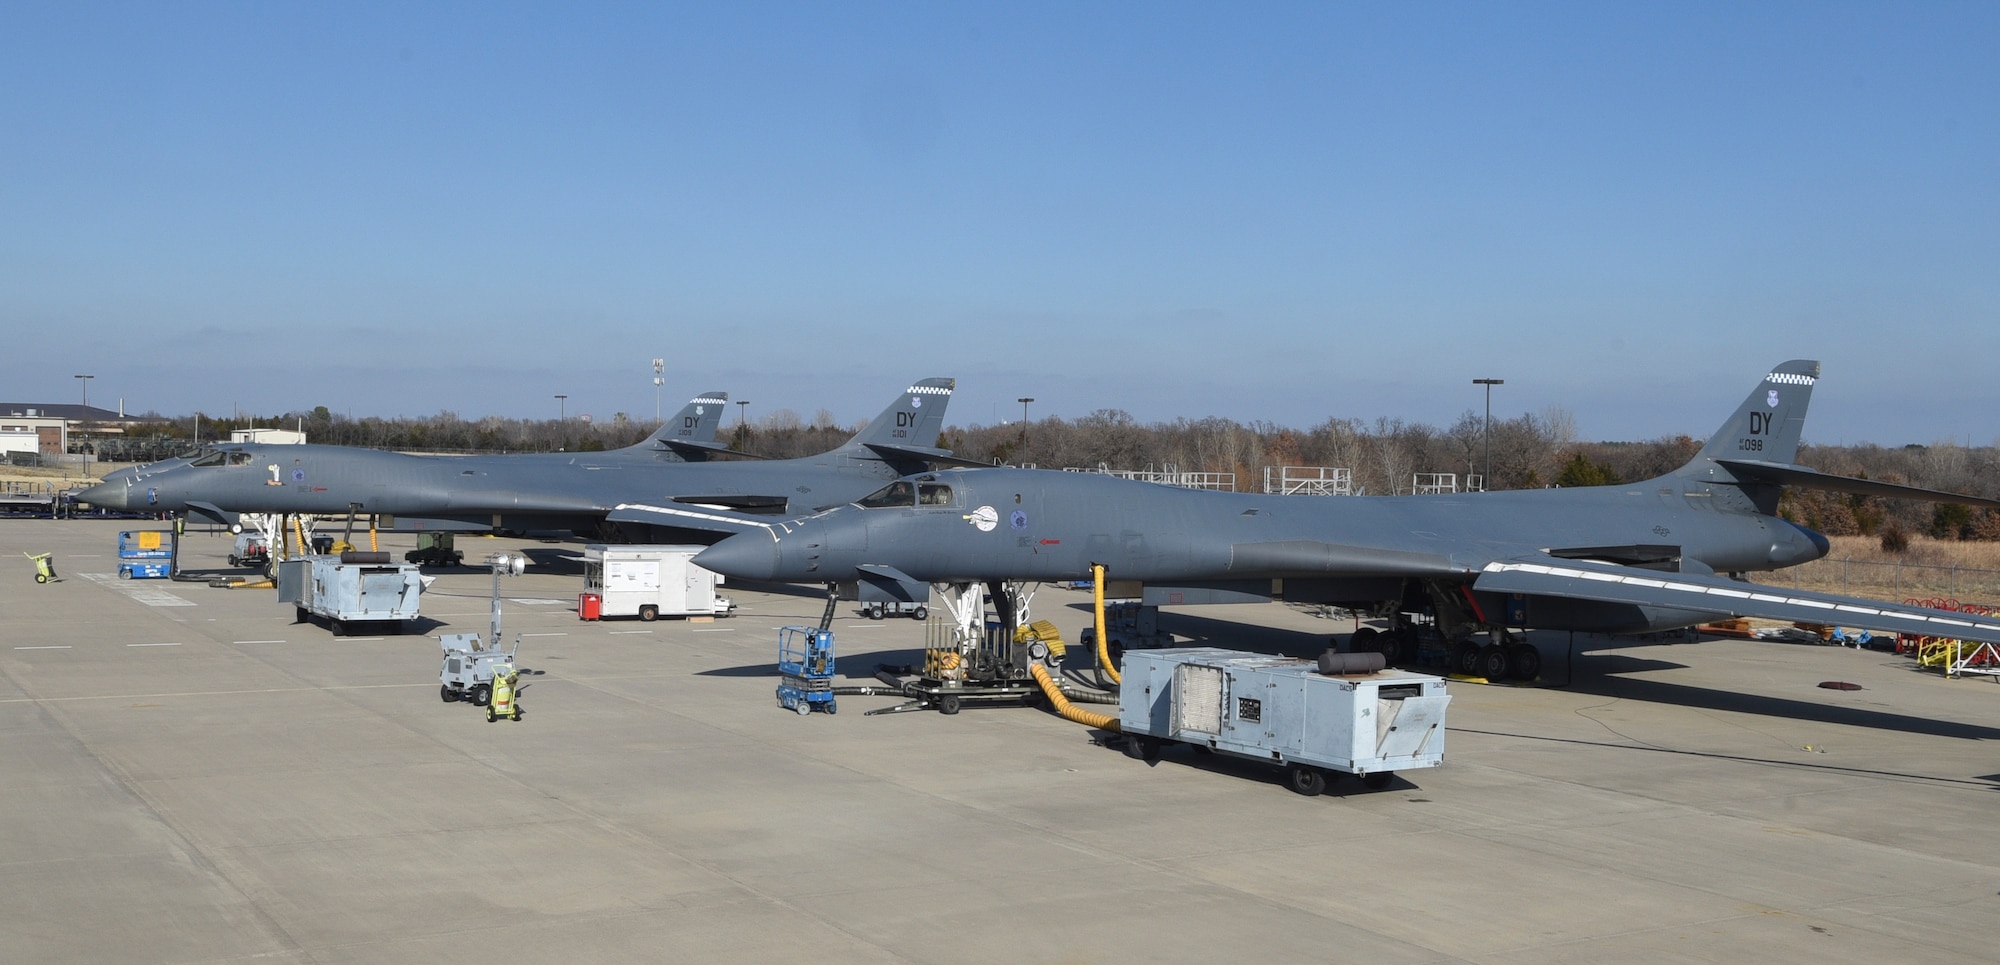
[630,391,729,459]
[836,378,958,471]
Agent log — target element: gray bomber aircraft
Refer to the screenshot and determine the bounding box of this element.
[693,360,2000,679]
[76,380,965,539]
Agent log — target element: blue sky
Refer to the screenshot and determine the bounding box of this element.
[4,2,1996,446]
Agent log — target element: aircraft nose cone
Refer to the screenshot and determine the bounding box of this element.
[695,532,780,582]
[74,479,127,510]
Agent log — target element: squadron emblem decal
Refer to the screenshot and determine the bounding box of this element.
[1767,390,1779,408]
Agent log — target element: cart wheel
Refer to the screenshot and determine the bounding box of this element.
[910,606,927,620]
[36,573,49,584]
[487,709,497,723]
[471,683,492,707]
[440,685,458,703]
[639,605,658,622]
[1288,764,1328,797]
[937,695,962,715]
[118,568,132,580]
[825,699,837,715]
[868,604,884,620]
[1124,735,1162,763]
[1362,771,1394,790]
[795,700,811,717]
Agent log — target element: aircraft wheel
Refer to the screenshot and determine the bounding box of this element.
[1476,645,1510,680]
[910,606,927,620]
[937,695,962,715]
[1350,627,1380,653]
[471,683,492,707]
[1452,642,1481,675]
[1362,771,1394,790]
[1390,628,1419,665]
[1509,643,1542,681]
[1288,764,1328,797]
[639,605,659,622]
[440,685,458,703]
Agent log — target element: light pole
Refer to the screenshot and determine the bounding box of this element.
[74,375,94,451]
[1017,397,1034,451]
[1473,378,1504,490]
[737,400,749,428]
[652,358,665,425]
[554,394,568,450]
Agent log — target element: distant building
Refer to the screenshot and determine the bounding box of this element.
[0,403,169,457]
[231,428,307,445]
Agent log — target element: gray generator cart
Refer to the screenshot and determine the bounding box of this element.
[1119,647,1451,795]
[278,552,429,635]
[438,633,518,707]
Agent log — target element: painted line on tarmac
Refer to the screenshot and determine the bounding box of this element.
[0,682,434,704]
[521,632,568,638]
[14,645,72,650]
[608,630,652,635]
[691,628,736,632]
[235,640,286,645]
[128,643,182,647]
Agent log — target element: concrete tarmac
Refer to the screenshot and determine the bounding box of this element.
[3,518,1998,963]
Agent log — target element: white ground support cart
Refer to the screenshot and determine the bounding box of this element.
[277,552,430,635]
[580,544,734,620]
[1118,647,1451,795]
[438,632,518,707]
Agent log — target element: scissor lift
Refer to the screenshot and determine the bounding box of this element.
[778,626,838,715]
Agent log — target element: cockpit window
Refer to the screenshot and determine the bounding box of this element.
[228,452,253,466]
[918,483,952,506]
[190,452,226,467]
[856,481,916,509]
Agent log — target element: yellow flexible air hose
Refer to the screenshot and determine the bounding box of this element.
[293,517,308,557]
[369,516,378,552]
[1093,563,1119,685]
[1030,663,1119,732]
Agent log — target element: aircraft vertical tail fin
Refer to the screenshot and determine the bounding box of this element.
[630,391,730,459]
[1687,360,1818,468]
[835,378,958,469]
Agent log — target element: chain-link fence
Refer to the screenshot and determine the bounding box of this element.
[1766,557,2000,604]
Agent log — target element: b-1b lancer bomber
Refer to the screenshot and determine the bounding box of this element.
[77,380,966,540]
[695,360,2000,679]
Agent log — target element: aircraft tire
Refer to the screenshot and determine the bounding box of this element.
[1453,643,1481,675]
[1350,627,1380,653]
[1288,764,1328,797]
[1390,628,1419,665]
[1476,645,1510,680]
[1509,643,1542,681]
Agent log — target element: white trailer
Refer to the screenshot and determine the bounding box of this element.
[581,544,735,621]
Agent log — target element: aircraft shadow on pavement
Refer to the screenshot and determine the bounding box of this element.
[519,548,584,575]
[1564,656,2000,741]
